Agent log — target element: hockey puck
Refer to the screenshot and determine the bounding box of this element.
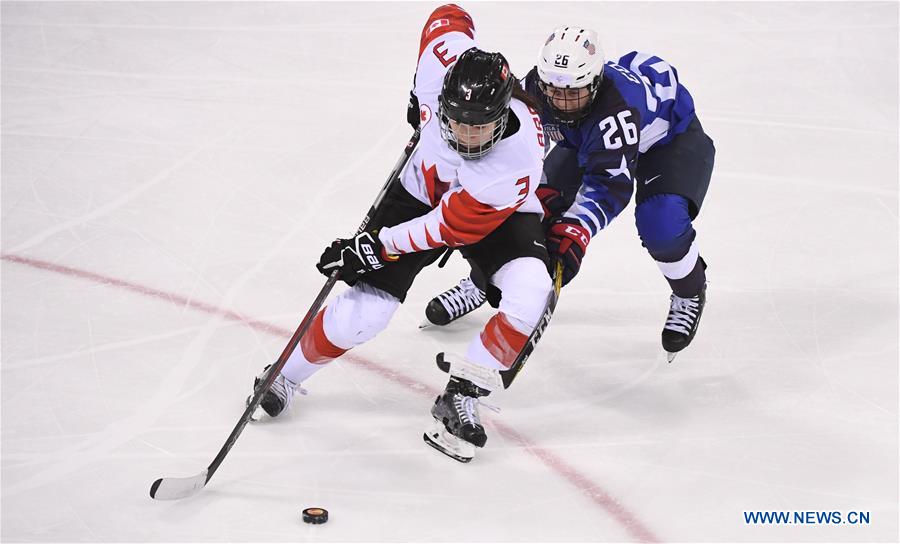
[302,507,328,524]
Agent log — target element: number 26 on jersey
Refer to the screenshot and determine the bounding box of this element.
[599,110,638,150]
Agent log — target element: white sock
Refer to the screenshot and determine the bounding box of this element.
[280,348,329,384]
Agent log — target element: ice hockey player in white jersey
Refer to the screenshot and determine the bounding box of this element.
[424,26,716,363]
[249,4,552,462]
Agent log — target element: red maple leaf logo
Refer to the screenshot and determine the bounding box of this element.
[421,161,451,207]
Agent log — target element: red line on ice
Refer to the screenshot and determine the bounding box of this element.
[2,253,659,542]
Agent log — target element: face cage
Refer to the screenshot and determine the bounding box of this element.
[438,106,509,160]
[539,77,601,126]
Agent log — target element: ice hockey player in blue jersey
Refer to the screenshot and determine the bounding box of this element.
[422,26,715,362]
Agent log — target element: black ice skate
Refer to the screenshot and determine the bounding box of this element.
[662,284,707,362]
[422,277,486,327]
[424,376,496,463]
[246,364,305,419]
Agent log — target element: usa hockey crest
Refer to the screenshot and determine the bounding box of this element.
[544,123,564,142]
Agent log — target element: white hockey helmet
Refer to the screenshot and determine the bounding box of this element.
[536,26,605,125]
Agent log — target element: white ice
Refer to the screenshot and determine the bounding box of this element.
[1,2,898,542]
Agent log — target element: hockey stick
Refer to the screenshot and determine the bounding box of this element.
[436,247,454,268]
[435,257,563,390]
[149,129,421,501]
[498,258,563,388]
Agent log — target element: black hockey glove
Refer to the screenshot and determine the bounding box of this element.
[546,218,590,286]
[407,90,420,130]
[316,230,398,282]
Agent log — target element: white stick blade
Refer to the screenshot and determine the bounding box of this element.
[445,356,504,391]
[149,470,208,500]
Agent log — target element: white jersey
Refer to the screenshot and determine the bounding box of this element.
[379,5,546,255]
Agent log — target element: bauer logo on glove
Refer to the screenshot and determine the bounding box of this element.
[316,229,398,282]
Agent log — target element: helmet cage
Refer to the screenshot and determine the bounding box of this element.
[438,104,509,160]
[538,73,603,126]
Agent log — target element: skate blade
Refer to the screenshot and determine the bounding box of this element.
[423,422,475,463]
[666,351,678,363]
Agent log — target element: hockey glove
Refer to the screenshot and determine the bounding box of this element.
[536,186,567,221]
[316,230,398,282]
[546,218,590,286]
[407,90,420,130]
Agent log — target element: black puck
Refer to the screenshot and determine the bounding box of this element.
[302,507,328,524]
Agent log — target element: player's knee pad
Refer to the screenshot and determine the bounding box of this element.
[322,282,400,348]
[490,257,552,331]
[635,193,695,261]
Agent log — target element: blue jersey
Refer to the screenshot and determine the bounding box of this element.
[525,51,696,237]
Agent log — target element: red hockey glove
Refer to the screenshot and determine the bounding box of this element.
[536,186,567,221]
[316,230,398,282]
[546,218,590,286]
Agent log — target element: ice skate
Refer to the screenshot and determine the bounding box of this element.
[421,277,486,328]
[662,284,707,362]
[423,376,496,462]
[246,364,305,420]
[424,421,477,462]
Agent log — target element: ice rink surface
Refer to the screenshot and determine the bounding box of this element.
[2,1,898,542]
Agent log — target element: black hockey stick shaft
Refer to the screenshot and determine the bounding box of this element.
[436,247,454,268]
[499,258,563,389]
[150,129,420,500]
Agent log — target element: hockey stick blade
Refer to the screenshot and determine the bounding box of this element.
[149,470,208,500]
[435,352,504,391]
